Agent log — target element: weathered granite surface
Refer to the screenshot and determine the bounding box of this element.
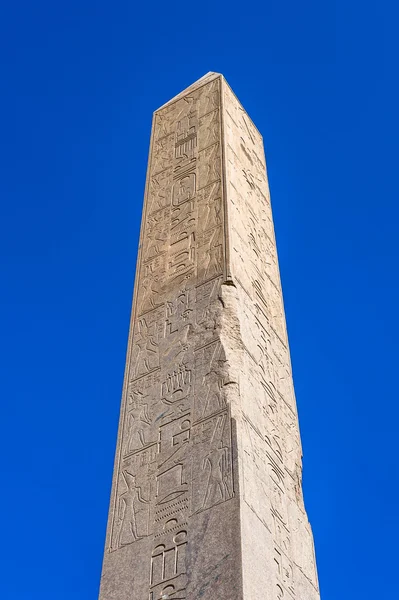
[98,73,320,600]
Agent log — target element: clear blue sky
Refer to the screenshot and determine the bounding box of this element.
[0,1,397,599]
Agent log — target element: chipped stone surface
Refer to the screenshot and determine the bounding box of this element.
[98,73,320,600]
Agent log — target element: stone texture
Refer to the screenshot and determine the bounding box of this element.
[98,72,320,600]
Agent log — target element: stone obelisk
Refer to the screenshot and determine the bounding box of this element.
[98,72,320,600]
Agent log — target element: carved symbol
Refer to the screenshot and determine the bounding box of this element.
[124,390,155,455]
[164,323,191,362]
[165,288,193,337]
[144,209,169,261]
[272,508,291,555]
[203,228,223,279]
[170,199,196,246]
[198,182,222,233]
[156,464,187,505]
[155,517,189,539]
[158,418,191,463]
[201,441,230,509]
[253,278,269,312]
[149,169,172,214]
[133,334,159,376]
[261,379,278,427]
[172,174,196,206]
[115,470,150,548]
[268,453,286,489]
[156,415,191,496]
[133,322,160,378]
[167,237,195,285]
[153,135,174,175]
[175,115,197,162]
[161,365,192,405]
[197,342,227,419]
[196,276,221,305]
[175,95,197,123]
[121,442,157,494]
[191,411,234,513]
[266,432,283,463]
[194,277,222,348]
[248,216,262,259]
[139,273,164,315]
[274,548,295,597]
[198,143,220,189]
[276,584,285,599]
[150,584,186,600]
[156,416,191,506]
[172,97,198,177]
[156,111,174,139]
[242,167,263,192]
[132,310,163,378]
[150,531,187,597]
[253,278,285,341]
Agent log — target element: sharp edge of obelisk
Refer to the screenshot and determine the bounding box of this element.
[155,72,263,140]
[155,72,221,111]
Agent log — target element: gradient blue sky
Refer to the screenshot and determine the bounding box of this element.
[0,1,397,599]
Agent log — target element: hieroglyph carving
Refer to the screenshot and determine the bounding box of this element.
[107,76,235,600]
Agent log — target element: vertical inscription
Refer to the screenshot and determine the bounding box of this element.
[191,410,234,513]
[105,74,236,600]
[150,530,188,600]
[222,80,318,598]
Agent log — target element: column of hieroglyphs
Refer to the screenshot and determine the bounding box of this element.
[222,79,320,599]
[99,72,243,600]
[98,72,320,600]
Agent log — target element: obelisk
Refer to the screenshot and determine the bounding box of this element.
[98,72,320,600]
